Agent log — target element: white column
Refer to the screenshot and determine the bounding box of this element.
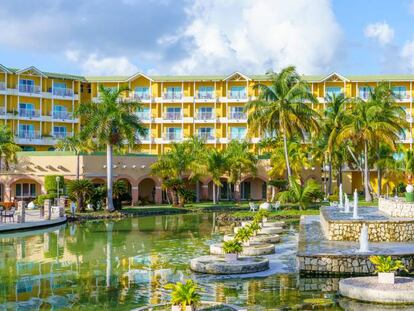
[39,76,43,137]
[311,83,314,110]
[411,81,413,150]
[323,82,326,109]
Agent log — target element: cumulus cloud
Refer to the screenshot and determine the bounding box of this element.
[364,22,394,46]
[401,40,414,72]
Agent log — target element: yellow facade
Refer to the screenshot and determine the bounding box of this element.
[1,66,414,154]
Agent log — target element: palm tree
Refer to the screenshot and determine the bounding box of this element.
[205,149,227,204]
[67,179,95,212]
[277,176,322,210]
[375,144,398,196]
[245,66,319,180]
[337,83,407,201]
[0,125,20,171]
[76,85,147,211]
[56,135,92,180]
[224,140,257,201]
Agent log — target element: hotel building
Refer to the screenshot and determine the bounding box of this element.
[0,65,413,203]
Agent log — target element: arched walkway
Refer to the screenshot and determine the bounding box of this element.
[241,177,267,201]
[138,178,156,204]
[10,177,42,202]
[117,178,132,205]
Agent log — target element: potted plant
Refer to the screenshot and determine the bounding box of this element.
[222,239,243,262]
[235,227,253,246]
[165,279,201,311]
[247,220,261,236]
[369,255,407,284]
[258,209,270,223]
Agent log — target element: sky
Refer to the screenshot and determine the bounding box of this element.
[1,0,414,76]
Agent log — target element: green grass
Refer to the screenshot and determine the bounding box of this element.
[230,208,320,218]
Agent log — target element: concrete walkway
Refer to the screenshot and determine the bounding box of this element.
[0,209,67,233]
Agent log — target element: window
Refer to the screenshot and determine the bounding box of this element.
[326,87,342,97]
[198,86,214,99]
[230,86,246,99]
[392,86,407,99]
[53,105,69,119]
[19,124,36,139]
[54,82,66,89]
[137,106,150,120]
[198,127,213,139]
[19,79,38,93]
[15,183,36,198]
[165,87,182,99]
[165,107,182,119]
[135,87,150,99]
[166,127,182,140]
[359,86,372,99]
[198,107,213,119]
[19,103,35,117]
[53,126,67,138]
[230,127,246,140]
[230,106,245,119]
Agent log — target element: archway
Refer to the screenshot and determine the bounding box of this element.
[117,178,132,205]
[91,178,105,188]
[10,177,42,202]
[241,177,267,200]
[138,178,156,204]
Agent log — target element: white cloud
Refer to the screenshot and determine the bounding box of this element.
[401,40,414,72]
[65,51,138,75]
[163,0,342,74]
[364,22,394,46]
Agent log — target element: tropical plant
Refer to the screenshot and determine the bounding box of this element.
[0,125,20,171]
[369,255,407,273]
[337,83,407,201]
[247,220,261,234]
[398,149,414,186]
[76,85,147,211]
[205,149,227,204]
[56,135,92,180]
[222,239,243,254]
[67,179,95,212]
[234,227,253,243]
[245,66,319,180]
[112,180,128,210]
[374,144,399,195]
[277,177,322,210]
[165,279,201,309]
[256,209,270,222]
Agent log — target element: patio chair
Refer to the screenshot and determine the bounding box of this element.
[271,201,281,211]
[2,207,15,223]
[249,202,258,212]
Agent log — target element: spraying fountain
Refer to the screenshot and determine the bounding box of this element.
[352,189,361,219]
[344,194,350,213]
[339,183,343,209]
[357,224,370,253]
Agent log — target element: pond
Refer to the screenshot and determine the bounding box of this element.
[0,213,379,310]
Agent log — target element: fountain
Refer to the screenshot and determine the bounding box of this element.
[357,224,370,253]
[344,194,350,213]
[339,183,343,209]
[352,189,361,219]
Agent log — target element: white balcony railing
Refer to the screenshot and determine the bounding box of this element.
[164,132,182,141]
[394,92,410,100]
[359,92,370,100]
[0,107,5,115]
[52,111,73,120]
[230,134,246,140]
[229,112,246,120]
[52,87,74,97]
[196,112,215,120]
[198,133,215,140]
[164,112,182,120]
[134,93,151,100]
[229,92,247,100]
[52,131,72,139]
[0,82,5,91]
[18,108,40,118]
[197,92,215,100]
[17,131,41,140]
[163,93,182,100]
[18,84,41,94]
[136,111,151,120]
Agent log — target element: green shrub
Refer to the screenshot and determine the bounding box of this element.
[223,239,243,254]
[34,193,56,206]
[165,279,201,308]
[178,188,196,203]
[44,175,65,194]
[369,255,407,273]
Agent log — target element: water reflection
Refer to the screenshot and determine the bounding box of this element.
[0,213,350,310]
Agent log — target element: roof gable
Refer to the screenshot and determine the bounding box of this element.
[319,72,349,83]
[223,71,251,81]
[127,72,154,82]
[16,66,47,78]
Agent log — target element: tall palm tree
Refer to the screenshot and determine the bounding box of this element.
[0,125,20,171]
[245,66,319,180]
[205,149,227,204]
[337,83,407,201]
[76,85,147,211]
[56,135,92,180]
[375,144,398,196]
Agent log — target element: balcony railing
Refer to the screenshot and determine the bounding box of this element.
[18,84,41,94]
[229,92,247,99]
[196,112,215,120]
[134,93,151,100]
[163,93,182,100]
[17,131,41,140]
[52,111,73,120]
[52,87,74,97]
[136,134,151,142]
[359,92,370,100]
[18,108,40,118]
[198,132,215,140]
[230,134,246,140]
[393,92,410,100]
[52,131,72,139]
[197,92,215,99]
[164,132,182,141]
[164,112,182,120]
[0,82,5,91]
[229,112,246,120]
[0,107,5,115]
[136,111,151,120]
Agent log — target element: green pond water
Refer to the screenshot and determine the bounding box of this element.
[0,213,398,310]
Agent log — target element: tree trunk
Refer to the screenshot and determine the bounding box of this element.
[196,180,200,203]
[338,163,343,185]
[106,222,113,288]
[282,132,292,180]
[106,144,115,212]
[377,169,382,197]
[76,152,80,180]
[364,141,372,202]
[212,183,217,204]
[217,186,220,203]
[328,158,333,195]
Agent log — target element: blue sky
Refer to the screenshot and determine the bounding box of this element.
[1,0,414,76]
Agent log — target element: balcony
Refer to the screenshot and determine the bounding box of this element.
[163,112,182,121]
[18,84,41,95]
[164,132,182,141]
[133,93,151,101]
[195,92,215,102]
[230,134,246,141]
[0,82,5,91]
[195,112,215,121]
[359,92,370,100]
[228,92,247,100]
[52,110,74,121]
[18,108,40,119]
[394,92,411,101]
[136,111,151,121]
[52,87,74,98]
[163,93,182,100]
[136,134,152,143]
[197,132,215,142]
[228,111,247,121]
[17,131,41,140]
[52,131,72,139]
